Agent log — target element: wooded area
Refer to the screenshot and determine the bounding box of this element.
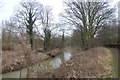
[1,0,119,78]
[2,0,119,51]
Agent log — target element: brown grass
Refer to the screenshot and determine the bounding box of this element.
[2,43,49,73]
[2,43,14,51]
[37,47,113,78]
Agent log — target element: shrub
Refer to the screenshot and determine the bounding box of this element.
[2,43,14,51]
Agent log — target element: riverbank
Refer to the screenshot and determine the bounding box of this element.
[108,48,118,78]
[2,48,72,78]
[2,48,62,73]
[37,47,114,78]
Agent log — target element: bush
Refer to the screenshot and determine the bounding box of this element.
[2,43,14,51]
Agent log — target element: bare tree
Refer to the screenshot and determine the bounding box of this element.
[14,0,41,49]
[97,20,118,45]
[2,19,17,51]
[2,18,34,66]
[39,5,53,51]
[62,0,115,49]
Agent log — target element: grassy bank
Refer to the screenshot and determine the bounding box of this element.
[108,48,118,78]
[37,47,114,78]
[2,48,61,73]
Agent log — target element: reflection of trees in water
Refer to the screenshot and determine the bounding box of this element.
[50,58,62,68]
[23,51,72,78]
[2,50,73,78]
[64,52,72,61]
[59,53,65,63]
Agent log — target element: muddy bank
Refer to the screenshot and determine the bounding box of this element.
[2,48,62,73]
[38,47,113,78]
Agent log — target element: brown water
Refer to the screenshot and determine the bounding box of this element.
[1,48,73,78]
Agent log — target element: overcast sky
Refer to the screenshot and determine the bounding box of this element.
[0,0,65,23]
[0,0,119,37]
[0,0,120,23]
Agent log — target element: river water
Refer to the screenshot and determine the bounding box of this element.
[1,48,73,78]
[1,47,118,78]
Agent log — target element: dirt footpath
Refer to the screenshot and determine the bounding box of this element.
[37,47,113,78]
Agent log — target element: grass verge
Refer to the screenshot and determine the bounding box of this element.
[108,48,118,78]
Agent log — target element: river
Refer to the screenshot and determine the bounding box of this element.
[1,48,73,78]
[1,47,119,78]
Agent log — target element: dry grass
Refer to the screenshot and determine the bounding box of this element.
[2,43,14,51]
[37,47,113,78]
[2,43,49,73]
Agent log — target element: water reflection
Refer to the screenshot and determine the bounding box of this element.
[64,52,72,61]
[38,51,72,70]
[50,58,62,68]
[2,49,73,78]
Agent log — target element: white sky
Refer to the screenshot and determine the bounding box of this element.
[0,0,120,23]
[0,0,65,23]
[0,0,119,37]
